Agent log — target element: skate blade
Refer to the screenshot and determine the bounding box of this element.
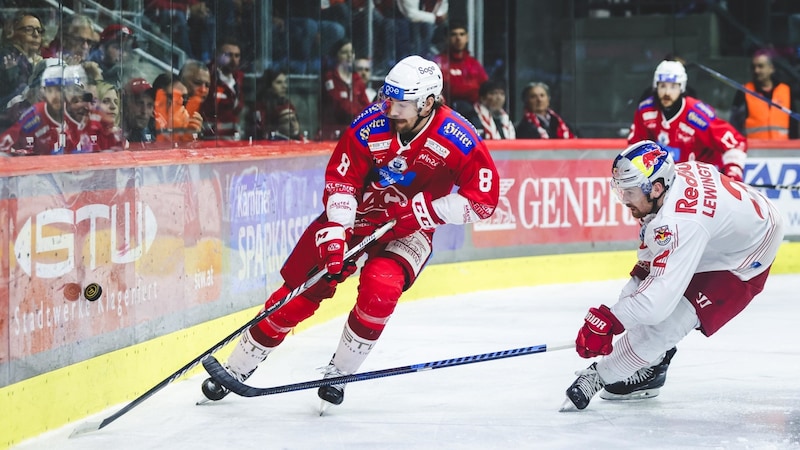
[599,388,660,401]
[558,397,581,412]
[319,400,335,416]
[196,396,216,406]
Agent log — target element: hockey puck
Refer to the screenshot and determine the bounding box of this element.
[84,283,103,302]
[64,283,81,302]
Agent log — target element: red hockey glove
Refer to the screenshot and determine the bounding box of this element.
[575,305,625,359]
[723,163,743,182]
[315,222,351,275]
[325,259,358,287]
[378,192,444,242]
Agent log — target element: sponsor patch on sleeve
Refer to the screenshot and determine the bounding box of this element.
[694,102,716,120]
[356,117,389,146]
[686,110,709,130]
[437,117,478,155]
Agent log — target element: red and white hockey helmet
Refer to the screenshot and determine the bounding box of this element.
[381,55,443,110]
[611,140,676,199]
[652,60,687,93]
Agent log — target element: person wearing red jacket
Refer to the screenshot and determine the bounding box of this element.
[202,39,244,139]
[628,60,747,181]
[319,38,371,140]
[0,64,121,155]
[200,55,499,411]
[433,22,488,116]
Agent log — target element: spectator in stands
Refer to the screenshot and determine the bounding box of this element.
[202,39,244,140]
[351,0,395,76]
[0,11,45,129]
[42,14,98,65]
[187,1,214,63]
[433,22,488,116]
[122,77,157,145]
[730,49,798,140]
[0,64,119,154]
[178,59,211,135]
[319,38,370,141]
[153,73,203,142]
[95,80,125,148]
[148,0,194,58]
[90,24,142,87]
[516,82,577,139]
[354,57,377,101]
[396,0,448,59]
[272,0,346,74]
[465,80,515,139]
[247,68,300,140]
[268,103,308,142]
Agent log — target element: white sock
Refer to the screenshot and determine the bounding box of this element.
[330,321,378,374]
[227,328,273,377]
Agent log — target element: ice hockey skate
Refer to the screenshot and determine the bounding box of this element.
[560,362,605,412]
[198,328,272,404]
[600,347,677,401]
[318,363,348,415]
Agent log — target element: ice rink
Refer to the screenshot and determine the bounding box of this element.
[14,274,800,450]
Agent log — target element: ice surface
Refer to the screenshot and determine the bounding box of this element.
[14,275,800,449]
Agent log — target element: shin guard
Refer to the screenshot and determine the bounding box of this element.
[226,328,274,378]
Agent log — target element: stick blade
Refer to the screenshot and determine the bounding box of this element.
[69,421,103,438]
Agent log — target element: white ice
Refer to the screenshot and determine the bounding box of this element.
[14,274,800,450]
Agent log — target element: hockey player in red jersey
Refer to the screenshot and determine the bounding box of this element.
[0,63,121,155]
[201,55,500,408]
[628,60,747,181]
[561,140,784,411]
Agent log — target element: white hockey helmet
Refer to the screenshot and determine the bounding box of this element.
[381,55,443,110]
[62,65,88,89]
[41,64,65,87]
[42,64,88,89]
[652,60,687,93]
[611,140,676,199]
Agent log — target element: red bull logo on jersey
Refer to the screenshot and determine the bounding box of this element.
[653,224,674,246]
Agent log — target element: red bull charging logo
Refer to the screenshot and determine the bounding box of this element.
[631,147,666,177]
[653,224,674,246]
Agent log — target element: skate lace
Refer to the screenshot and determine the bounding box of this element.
[573,367,604,398]
[225,364,254,383]
[623,367,654,386]
[319,364,347,389]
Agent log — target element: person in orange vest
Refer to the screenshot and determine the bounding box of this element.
[730,49,798,140]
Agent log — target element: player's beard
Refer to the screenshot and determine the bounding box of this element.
[659,95,677,108]
[393,117,415,134]
[626,203,650,219]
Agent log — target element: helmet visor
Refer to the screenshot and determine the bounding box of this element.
[610,178,648,204]
[377,90,418,119]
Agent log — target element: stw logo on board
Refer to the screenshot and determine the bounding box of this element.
[13,201,158,278]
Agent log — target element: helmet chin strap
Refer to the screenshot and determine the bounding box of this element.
[407,99,435,133]
[646,185,668,214]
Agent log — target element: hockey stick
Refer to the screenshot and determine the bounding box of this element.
[749,183,800,191]
[691,62,800,122]
[69,219,396,437]
[202,342,573,398]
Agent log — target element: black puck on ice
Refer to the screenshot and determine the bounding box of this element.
[84,283,103,302]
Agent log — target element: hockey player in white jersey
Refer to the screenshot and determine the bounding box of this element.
[562,140,784,411]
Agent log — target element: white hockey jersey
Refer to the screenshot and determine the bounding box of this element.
[612,161,784,327]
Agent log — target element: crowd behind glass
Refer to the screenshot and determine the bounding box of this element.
[0,2,794,155]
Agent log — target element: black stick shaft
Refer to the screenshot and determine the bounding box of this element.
[70,220,395,437]
[203,342,573,398]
